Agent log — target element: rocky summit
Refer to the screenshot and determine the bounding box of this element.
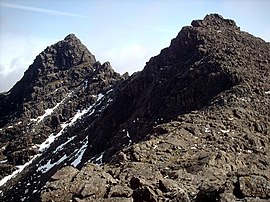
[0,14,269,202]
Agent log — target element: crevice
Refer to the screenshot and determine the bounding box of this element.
[233,176,244,199]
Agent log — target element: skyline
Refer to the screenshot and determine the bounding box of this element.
[1,0,270,92]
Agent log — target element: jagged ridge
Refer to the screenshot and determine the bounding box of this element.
[0,14,270,202]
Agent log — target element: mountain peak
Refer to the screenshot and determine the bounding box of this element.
[64,33,78,40]
[1,14,269,202]
[47,33,96,68]
[0,34,98,127]
[191,13,237,28]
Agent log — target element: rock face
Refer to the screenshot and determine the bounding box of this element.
[0,34,123,178]
[0,14,270,202]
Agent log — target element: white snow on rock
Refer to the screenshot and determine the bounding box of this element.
[83,80,88,90]
[0,159,7,164]
[247,150,252,153]
[31,92,72,123]
[106,89,113,94]
[71,136,88,167]
[95,151,105,165]
[0,154,40,187]
[88,151,105,166]
[126,131,132,146]
[37,154,68,173]
[204,127,210,133]
[97,93,104,102]
[0,90,110,188]
[220,129,230,133]
[265,91,270,94]
[53,136,76,154]
[38,105,93,152]
[126,131,130,138]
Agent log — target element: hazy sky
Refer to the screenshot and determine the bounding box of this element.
[0,0,269,92]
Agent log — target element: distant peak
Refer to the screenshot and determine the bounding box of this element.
[204,13,224,21]
[191,13,237,28]
[64,33,79,41]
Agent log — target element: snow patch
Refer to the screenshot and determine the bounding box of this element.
[265,91,270,94]
[89,151,105,166]
[247,150,252,153]
[83,80,88,89]
[95,151,105,166]
[204,127,210,133]
[126,131,132,146]
[38,105,93,152]
[71,136,88,167]
[220,129,230,133]
[97,93,104,102]
[126,131,130,138]
[108,98,113,103]
[106,89,113,94]
[0,154,40,187]
[53,136,76,154]
[37,154,68,173]
[31,93,72,123]
[0,159,7,163]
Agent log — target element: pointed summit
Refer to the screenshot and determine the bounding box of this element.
[0,34,98,126]
[64,33,78,40]
[42,33,96,69]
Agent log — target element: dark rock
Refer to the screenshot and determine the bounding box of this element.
[1,13,270,202]
[0,164,16,178]
[130,177,142,190]
[0,33,122,179]
[239,175,270,198]
[132,186,157,202]
[50,166,78,181]
[159,178,180,192]
[108,185,133,198]
[41,164,115,202]
[50,115,60,129]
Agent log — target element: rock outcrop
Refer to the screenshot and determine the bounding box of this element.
[0,14,269,202]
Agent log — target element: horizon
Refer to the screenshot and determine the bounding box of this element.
[0,0,270,92]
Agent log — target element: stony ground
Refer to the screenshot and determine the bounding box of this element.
[41,94,270,201]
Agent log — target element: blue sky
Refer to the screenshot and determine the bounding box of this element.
[0,0,269,92]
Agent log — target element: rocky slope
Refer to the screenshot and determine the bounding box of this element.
[0,14,270,202]
[0,34,123,183]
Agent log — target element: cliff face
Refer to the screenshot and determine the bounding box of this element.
[0,14,270,202]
